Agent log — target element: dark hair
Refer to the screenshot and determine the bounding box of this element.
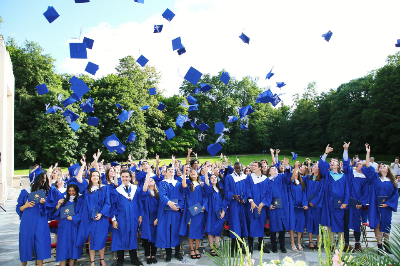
[63,184,79,207]
[120,169,135,185]
[105,168,113,184]
[379,166,397,188]
[294,172,305,191]
[190,159,199,167]
[260,159,269,166]
[88,170,102,194]
[189,169,202,192]
[253,161,262,169]
[210,174,225,199]
[31,173,50,194]
[309,171,323,182]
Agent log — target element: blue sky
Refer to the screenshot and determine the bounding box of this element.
[2,0,400,104]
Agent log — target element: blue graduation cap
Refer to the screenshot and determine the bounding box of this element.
[118,110,133,124]
[110,161,120,167]
[186,95,197,105]
[162,8,175,21]
[85,62,99,75]
[69,121,80,132]
[141,105,150,110]
[69,76,90,98]
[157,102,166,111]
[200,83,212,92]
[45,106,57,114]
[193,88,200,94]
[266,68,274,79]
[191,121,198,128]
[80,97,95,113]
[115,103,123,109]
[83,37,94,49]
[68,163,81,178]
[62,97,77,107]
[165,127,175,140]
[176,113,187,128]
[177,47,186,55]
[154,25,163,33]
[227,116,238,123]
[134,0,144,3]
[103,134,123,153]
[149,87,157,95]
[43,6,60,23]
[116,145,126,154]
[241,122,248,130]
[271,94,281,107]
[75,0,90,2]
[238,105,255,119]
[239,32,250,44]
[220,72,230,85]
[291,152,298,161]
[63,109,79,124]
[184,67,202,86]
[188,104,198,112]
[322,30,333,42]
[36,84,49,95]
[29,167,44,184]
[207,143,223,157]
[71,93,82,101]
[137,55,149,67]
[276,82,286,88]
[69,43,88,59]
[172,37,184,51]
[126,132,136,143]
[87,117,99,127]
[395,39,400,47]
[256,89,274,103]
[215,122,225,134]
[198,123,210,132]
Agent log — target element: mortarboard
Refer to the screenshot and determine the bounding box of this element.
[62,97,77,107]
[271,94,281,107]
[207,143,223,157]
[149,87,157,95]
[239,32,250,44]
[188,104,198,112]
[118,110,133,124]
[68,163,81,178]
[71,93,82,101]
[116,145,126,154]
[137,55,149,67]
[215,122,225,135]
[162,8,175,21]
[395,39,400,47]
[103,134,123,153]
[198,123,210,132]
[200,83,212,92]
[29,167,44,184]
[220,72,230,85]
[186,95,197,105]
[126,132,136,143]
[322,30,333,42]
[69,121,80,132]
[36,84,49,95]
[82,37,94,49]
[63,109,79,124]
[157,102,166,111]
[227,116,238,123]
[75,0,90,3]
[80,97,95,113]
[266,68,274,79]
[184,67,202,86]
[176,113,187,128]
[193,88,200,94]
[45,106,59,114]
[241,122,248,130]
[141,105,150,110]
[69,43,88,59]
[191,118,198,128]
[291,152,298,161]
[70,76,90,98]
[134,0,144,3]
[87,117,99,127]
[154,25,163,33]
[43,6,60,24]
[177,47,186,55]
[216,134,226,144]
[256,89,274,104]
[165,127,175,140]
[115,103,123,109]
[276,82,286,88]
[172,37,184,51]
[111,161,120,167]
[85,62,99,75]
[239,105,255,119]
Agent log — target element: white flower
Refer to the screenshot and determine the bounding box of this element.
[271,260,281,264]
[283,257,294,264]
[294,261,307,266]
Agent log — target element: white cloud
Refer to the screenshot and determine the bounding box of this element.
[57,0,400,105]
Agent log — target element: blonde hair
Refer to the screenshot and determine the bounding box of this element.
[379,165,397,188]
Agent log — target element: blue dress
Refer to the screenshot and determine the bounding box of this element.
[302,175,324,235]
[140,190,159,243]
[110,184,143,251]
[16,187,57,262]
[288,180,307,233]
[155,179,184,248]
[204,184,227,236]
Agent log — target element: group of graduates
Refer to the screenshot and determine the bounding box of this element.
[17,143,399,266]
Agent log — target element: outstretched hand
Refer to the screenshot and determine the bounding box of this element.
[365,143,371,153]
[325,144,333,154]
[80,155,86,166]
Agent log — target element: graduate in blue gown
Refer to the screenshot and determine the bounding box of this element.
[204,173,227,256]
[155,166,184,262]
[141,175,160,265]
[180,166,208,259]
[224,162,249,253]
[288,162,308,252]
[364,144,399,253]
[111,170,144,266]
[75,157,111,266]
[245,161,271,255]
[319,144,349,246]
[16,169,57,266]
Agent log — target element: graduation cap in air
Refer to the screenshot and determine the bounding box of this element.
[184,67,202,86]
[126,132,136,143]
[193,88,200,95]
[271,94,281,107]
[238,105,255,119]
[149,87,157,95]
[29,167,44,184]
[87,117,99,127]
[70,76,90,98]
[85,62,99,75]
[266,68,274,79]
[118,110,134,124]
[239,32,250,44]
[241,122,248,130]
[395,39,400,47]
[141,105,150,110]
[69,121,80,132]
[188,104,198,112]
[200,83,212,92]
[137,55,149,67]
[134,0,144,3]
[162,8,175,21]
[177,47,186,55]
[63,109,79,124]
[227,116,238,123]
[75,0,90,3]
[176,113,187,128]
[68,163,81,178]
[322,30,333,42]
[116,145,126,154]
[191,118,198,128]
[43,6,60,23]
[216,134,226,144]
[215,122,225,135]
[103,134,124,153]
[154,25,163,33]
[115,103,123,109]
[46,106,61,114]
[207,143,223,157]
[165,127,175,140]
[220,72,230,85]
[62,97,77,107]
[291,152,298,161]
[172,37,184,51]
[69,43,88,59]
[198,123,210,132]
[36,84,49,95]
[186,95,197,105]
[110,161,120,167]
[276,82,286,88]
[157,102,166,111]
[80,97,95,113]
[256,89,274,104]
[82,37,94,49]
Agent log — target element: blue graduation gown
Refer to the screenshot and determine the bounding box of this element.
[76,185,111,250]
[302,175,324,235]
[244,173,270,237]
[268,170,291,232]
[16,187,56,262]
[179,182,208,239]
[224,172,248,238]
[288,180,307,233]
[366,168,399,233]
[155,179,184,248]
[319,159,349,232]
[343,159,372,232]
[54,197,84,262]
[111,184,143,251]
[204,184,227,236]
[140,190,159,243]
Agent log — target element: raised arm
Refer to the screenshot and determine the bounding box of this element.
[319,144,333,176]
[155,154,161,178]
[182,165,188,188]
[270,148,276,166]
[143,176,150,192]
[365,143,370,168]
[75,156,86,183]
[204,165,211,186]
[291,161,300,182]
[93,149,101,172]
[186,148,192,165]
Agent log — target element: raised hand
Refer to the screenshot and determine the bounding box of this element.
[128,154,133,162]
[365,143,371,153]
[343,142,350,150]
[325,144,334,154]
[80,155,86,166]
[270,148,275,154]
[276,149,280,154]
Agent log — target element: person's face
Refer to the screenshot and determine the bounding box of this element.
[355,162,363,172]
[269,166,278,177]
[161,165,166,171]
[174,162,179,168]
[108,169,115,178]
[245,168,252,175]
[122,165,127,170]
[234,165,241,174]
[167,167,175,176]
[148,178,155,187]
[370,158,375,162]
[299,165,306,174]
[279,165,285,172]
[312,163,319,175]
[91,172,100,184]
[68,187,76,196]
[190,169,198,181]
[210,174,218,185]
[213,168,219,175]
[99,166,105,172]
[379,164,389,174]
[57,178,64,188]
[142,161,149,170]
[192,161,199,169]
[52,169,58,177]
[121,172,131,185]
[262,165,268,174]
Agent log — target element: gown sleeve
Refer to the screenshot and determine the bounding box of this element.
[16,189,29,218]
[224,176,234,205]
[100,186,111,217]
